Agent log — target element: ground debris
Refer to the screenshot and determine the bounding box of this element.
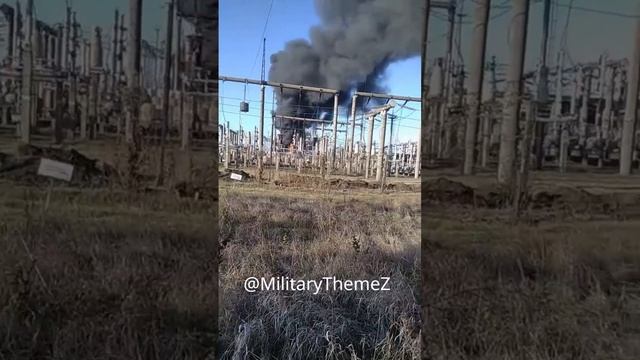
[424,177,622,215]
[0,145,116,187]
[273,174,381,190]
[219,169,252,181]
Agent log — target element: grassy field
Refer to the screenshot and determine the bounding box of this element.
[0,131,219,359]
[0,181,218,359]
[219,178,421,359]
[422,170,640,360]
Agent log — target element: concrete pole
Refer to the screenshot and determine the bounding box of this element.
[111,9,119,94]
[481,57,497,168]
[422,0,432,170]
[620,5,640,175]
[80,40,88,140]
[63,6,70,69]
[596,54,608,167]
[6,9,14,62]
[49,32,56,67]
[330,93,339,173]
[32,27,40,66]
[347,94,357,174]
[89,27,103,139]
[440,1,455,158]
[497,0,530,186]
[55,25,63,69]
[579,68,590,165]
[43,31,49,67]
[553,51,564,131]
[258,84,265,178]
[126,0,142,144]
[376,110,388,182]
[156,0,174,186]
[463,0,491,175]
[174,15,182,91]
[12,1,21,68]
[602,66,615,158]
[225,121,230,168]
[365,115,375,179]
[118,14,125,81]
[554,51,565,170]
[19,0,34,144]
[571,66,580,115]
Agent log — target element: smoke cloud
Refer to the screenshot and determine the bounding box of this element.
[269,0,424,146]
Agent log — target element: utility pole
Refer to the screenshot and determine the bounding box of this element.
[118,13,125,82]
[330,93,339,174]
[156,0,174,186]
[439,1,456,158]
[375,110,388,182]
[347,94,358,174]
[578,67,590,166]
[154,27,160,90]
[481,55,497,168]
[64,6,71,70]
[225,121,230,168]
[19,0,34,144]
[70,11,79,135]
[554,51,568,173]
[420,0,431,180]
[462,0,491,175]
[365,115,375,179]
[12,1,21,69]
[126,0,142,144]
[258,37,266,179]
[534,0,552,170]
[497,0,530,186]
[620,3,640,175]
[175,13,182,92]
[89,26,103,138]
[595,54,608,168]
[601,64,614,167]
[111,9,119,94]
[389,113,396,176]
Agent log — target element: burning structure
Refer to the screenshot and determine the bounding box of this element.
[269,0,424,147]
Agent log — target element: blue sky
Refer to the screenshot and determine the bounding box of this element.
[219,0,422,146]
[427,0,639,95]
[30,0,166,44]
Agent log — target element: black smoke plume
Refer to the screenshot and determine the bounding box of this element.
[269,0,424,147]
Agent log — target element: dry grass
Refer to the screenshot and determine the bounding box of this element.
[423,201,640,359]
[0,181,217,359]
[219,183,421,359]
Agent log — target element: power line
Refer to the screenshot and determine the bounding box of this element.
[249,0,275,78]
[559,0,575,66]
[556,3,640,19]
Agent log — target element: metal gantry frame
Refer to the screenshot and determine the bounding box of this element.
[219,75,421,179]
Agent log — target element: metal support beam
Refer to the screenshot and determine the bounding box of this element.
[354,91,420,103]
[219,75,339,94]
[365,115,375,179]
[375,110,388,182]
[19,0,34,144]
[497,0,530,186]
[463,0,491,175]
[330,93,339,173]
[348,94,357,174]
[258,84,265,178]
[620,4,640,175]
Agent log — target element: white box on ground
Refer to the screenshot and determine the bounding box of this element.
[37,158,74,182]
[230,172,243,181]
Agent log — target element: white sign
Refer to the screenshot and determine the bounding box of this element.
[37,158,74,182]
[230,172,243,181]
